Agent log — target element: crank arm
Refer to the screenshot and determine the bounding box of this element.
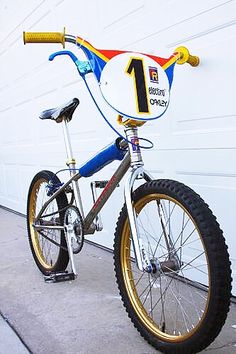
[64,227,77,275]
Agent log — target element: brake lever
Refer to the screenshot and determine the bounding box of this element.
[48,50,92,76]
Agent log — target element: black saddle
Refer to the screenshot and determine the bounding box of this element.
[39,98,80,123]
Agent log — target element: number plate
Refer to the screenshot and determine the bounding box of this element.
[100,52,170,120]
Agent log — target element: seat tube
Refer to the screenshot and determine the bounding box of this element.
[62,119,84,218]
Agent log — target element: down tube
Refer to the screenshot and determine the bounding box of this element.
[83,154,130,233]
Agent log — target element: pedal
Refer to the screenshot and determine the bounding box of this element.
[94,180,109,188]
[94,180,119,188]
[44,271,76,283]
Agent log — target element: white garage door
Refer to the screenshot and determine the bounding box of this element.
[0,0,235,294]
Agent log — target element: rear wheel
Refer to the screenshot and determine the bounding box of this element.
[27,170,69,275]
[114,179,231,353]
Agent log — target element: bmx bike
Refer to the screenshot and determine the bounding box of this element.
[23,29,231,354]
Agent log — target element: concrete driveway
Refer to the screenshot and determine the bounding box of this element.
[0,207,235,354]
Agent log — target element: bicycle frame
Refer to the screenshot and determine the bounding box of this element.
[28,32,199,277]
[33,117,154,274]
[23,31,233,354]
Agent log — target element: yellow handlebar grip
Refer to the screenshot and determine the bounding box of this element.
[175,46,200,67]
[187,54,200,67]
[23,28,66,48]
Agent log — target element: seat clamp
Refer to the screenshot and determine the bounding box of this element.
[67,158,76,166]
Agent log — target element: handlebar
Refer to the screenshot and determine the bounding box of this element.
[23,29,200,67]
[23,28,66,48]
[174,46,200,67]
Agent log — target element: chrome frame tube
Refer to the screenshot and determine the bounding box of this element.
[35,154,130,234]
[62,119,84,218]
[34,225,64,231]
[35,172,81,223]
[83,154,130,232]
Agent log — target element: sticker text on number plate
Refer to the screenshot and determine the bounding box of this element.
[100,52,170,120]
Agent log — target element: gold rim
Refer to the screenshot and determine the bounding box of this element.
[120,193,210,342]
[28,178,60,270]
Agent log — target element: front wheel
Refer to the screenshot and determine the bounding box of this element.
[114,179,231,354]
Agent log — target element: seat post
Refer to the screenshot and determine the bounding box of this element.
[62,118,74,163]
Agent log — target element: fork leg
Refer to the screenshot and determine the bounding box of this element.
[124,166,153,272]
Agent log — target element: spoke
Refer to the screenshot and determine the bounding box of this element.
[169,227,197,260]
[132,268,146,286]
[159,273,167,330]
[149,272,198,334]
[181,262,208,276]
[137,219,159,251]
[159,200,177,249]
[179,236,201,248]
[180,214,185,261]
[178,227,197,249]
[148,273,154,319]
[172,254,209,328]
[178,268,205,321]
[36,191,63,265]
[151,273,176,313]
[173,216,191,249]
[168,280,192,333]
[153,201,177,256]
[181,251,205,272]
[138,276,156,301]
[137,217,156,258]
